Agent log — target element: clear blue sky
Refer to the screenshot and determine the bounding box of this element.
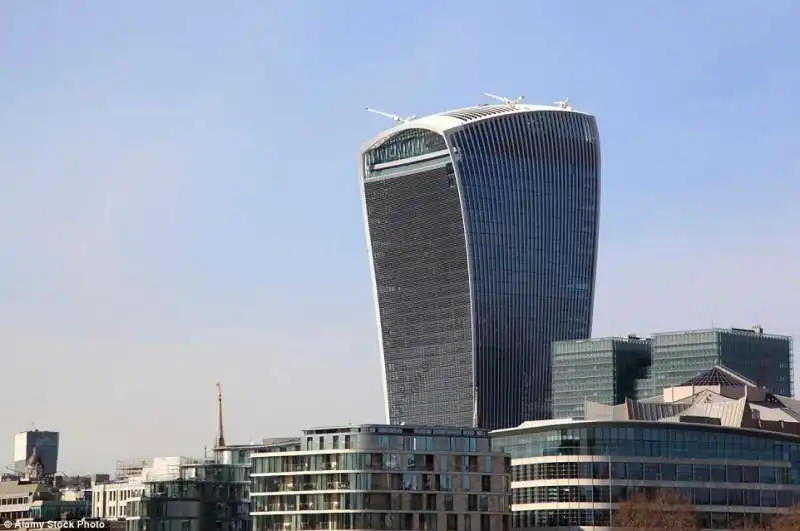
[0,1,797,473]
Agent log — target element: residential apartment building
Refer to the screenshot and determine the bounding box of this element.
[251,424,511,531]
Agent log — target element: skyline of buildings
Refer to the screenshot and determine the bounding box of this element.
[359,99,601,430]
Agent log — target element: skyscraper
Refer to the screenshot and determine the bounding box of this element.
[13,429,59,476]
[358,98,601,429]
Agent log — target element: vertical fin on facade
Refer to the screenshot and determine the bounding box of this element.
[473,387,479,428]
[216,382,226,448]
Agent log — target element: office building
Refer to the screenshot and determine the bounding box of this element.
[491,365,800,530]
[359,98,601,428]
[551,335,651,419]
[250,424,511,531]
[13,430,59,476]
[651,326,793,397]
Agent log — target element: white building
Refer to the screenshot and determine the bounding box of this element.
[91,457,195,519]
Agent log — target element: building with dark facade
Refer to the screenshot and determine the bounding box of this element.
[551,335,651,419]
[13,430,59,476]
[359,99,601,429]
[651,326,793,397]
[492,366,800,530]
[250,424,510,531]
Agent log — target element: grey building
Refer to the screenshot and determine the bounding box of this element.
[124,457,250,531]
[359,99,601,429]
[250,424,510,531]
[214,438,303,521]
[13,430,59,476]
[492,365,800,530]
[551,335,651,419]
[651,326,792,397]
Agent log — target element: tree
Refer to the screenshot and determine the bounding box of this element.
[770,503,800,531]
[730,514,768,530]
[613,489,699,530]
[730,504,800,531]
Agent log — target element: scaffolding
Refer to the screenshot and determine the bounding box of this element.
[115,458,153,481]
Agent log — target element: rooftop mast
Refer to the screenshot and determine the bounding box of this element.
[553,98,572,110]
[365,107,416,123]
[482,92,524,108]
[215,382,226,448]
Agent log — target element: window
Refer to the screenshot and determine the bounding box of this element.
[709,465,726,482]
[444,494,453,511]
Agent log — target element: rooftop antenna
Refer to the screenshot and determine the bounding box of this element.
[483,92,524,107]
[365,107,416,123]
[553,98,572,110]
[215,382,226,449]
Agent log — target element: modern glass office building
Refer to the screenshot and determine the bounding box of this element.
[551,335,651,419]
[358,101,601,429]
[651,326,793,397]
[491,366,800,530]
[250,424,510,531]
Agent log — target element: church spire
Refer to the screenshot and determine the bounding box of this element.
[215,382,226,448]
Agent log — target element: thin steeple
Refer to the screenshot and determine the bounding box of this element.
[216,382,226,448]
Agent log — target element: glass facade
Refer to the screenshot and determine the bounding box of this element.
[551,337,651,419]
[652,328,793,397]
[361,107,601,429]
[125,462,251,531]
[491,421,800,529]
[251,425,510,531]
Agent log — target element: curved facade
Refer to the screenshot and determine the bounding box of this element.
[492,419,800,530]
[359,103,601,430]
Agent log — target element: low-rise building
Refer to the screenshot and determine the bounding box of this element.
[0,480,90,523]
[92,477,144,520]
[250,424,511,531]
[492,365,800,530]
[123,456,250,531]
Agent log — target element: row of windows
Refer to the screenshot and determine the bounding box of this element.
[253,453,497,474]
[365,129,448,168]
[374,435,487,453]
[251,491,507,512]
[512,485,799,507]
[513,509,777,529]
[494,424,800,461]
[254,512,508,531]
[299,434,489,453]
[512,461,795,484]
[252,472,505,493]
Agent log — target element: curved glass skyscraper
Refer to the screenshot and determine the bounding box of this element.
[358,103,601,430]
